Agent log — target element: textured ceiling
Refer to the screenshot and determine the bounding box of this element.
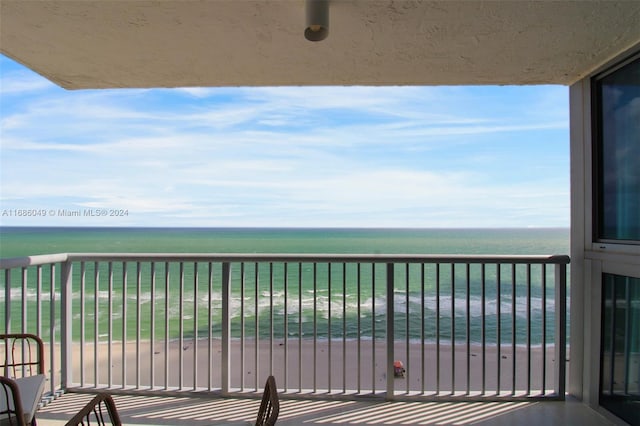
[1,0,640,89]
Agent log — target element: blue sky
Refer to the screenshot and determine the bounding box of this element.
[0,54,569,228]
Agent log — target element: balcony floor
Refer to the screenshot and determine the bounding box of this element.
[35,392,619,426]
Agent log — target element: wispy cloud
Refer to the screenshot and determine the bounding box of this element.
[0,68,56,94]
[0,55,569,228]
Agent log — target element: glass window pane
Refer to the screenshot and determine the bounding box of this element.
[600,273,640,425]
[596,57,640,242]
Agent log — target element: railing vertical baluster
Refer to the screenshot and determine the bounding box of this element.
[150,262,156,390]
[209,262,214,391]
[421,263,425,395]
[269,262,274,375]
[122,262,127,389]
[328,263,332,392]
[511,263,516,395]
[94,262,99,387]
[481,263,486,395]
[164,262,169,390]
[466,263,470,395]
[108,262,113,388]
[254,262,259,391]
[313,263,317,393]
[3,269,9,334]
[405,263,410,394]
[357,264,361,393]
[542,264,547,395]
[298,263,302,393]
[554,262,566,399]
[135,262,141,388]
[496,263,501,396]
[61,259,72,391]
[178,262,183,390]
[20,269,27,377]
[451,263,455,395]
[80,262,86,387]
[371,263,376,394]
[284,262,288,391]
[436,263,440,395]
[239,262,244,391]
[526,264,531,395]
[342,263,347,394]
[386,263,394,400]
[221,262,231,396]
[193,261,198,390]
[37,266,42,338]
[49,263,56,396]
[21,268,27,334]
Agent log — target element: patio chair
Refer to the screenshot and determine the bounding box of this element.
[255,375,279,426]
[0,334,45,378]
[0,376,28,426]
[0,334,46,426]
[65,393,122,426]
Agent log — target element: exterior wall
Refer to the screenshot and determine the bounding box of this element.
[569,43,640,415]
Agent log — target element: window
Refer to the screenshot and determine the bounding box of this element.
[594,56,640,243]
[600,273,640,425]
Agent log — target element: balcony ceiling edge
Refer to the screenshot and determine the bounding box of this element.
[1,0,640,89]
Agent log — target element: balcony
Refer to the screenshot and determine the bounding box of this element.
[2,252,577,424]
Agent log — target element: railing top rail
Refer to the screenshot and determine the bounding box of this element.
[0,253,69,269]
[0,252,569,267]
[71,253,571,265]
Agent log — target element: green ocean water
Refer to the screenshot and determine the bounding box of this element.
[0,227,569,258]
[0,227,569,344]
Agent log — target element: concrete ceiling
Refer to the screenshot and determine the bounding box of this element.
[1,0,640,90]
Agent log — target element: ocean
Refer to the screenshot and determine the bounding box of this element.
[0,227,569,258]
[0,227,570,344]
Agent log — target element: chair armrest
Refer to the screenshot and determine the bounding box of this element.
[65,393,122,426]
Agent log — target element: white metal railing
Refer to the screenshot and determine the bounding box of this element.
[1,253,569,402]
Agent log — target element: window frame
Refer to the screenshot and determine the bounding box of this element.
[591,52,640,246]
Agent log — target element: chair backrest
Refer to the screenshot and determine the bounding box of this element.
[255,375,279,426]
[0,334,45,378]
[64,393,122,426]
[0,376,28,426]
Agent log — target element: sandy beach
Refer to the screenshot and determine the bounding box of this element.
[61,338,561,396]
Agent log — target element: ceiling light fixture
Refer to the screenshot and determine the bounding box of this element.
[305,0,329,42]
